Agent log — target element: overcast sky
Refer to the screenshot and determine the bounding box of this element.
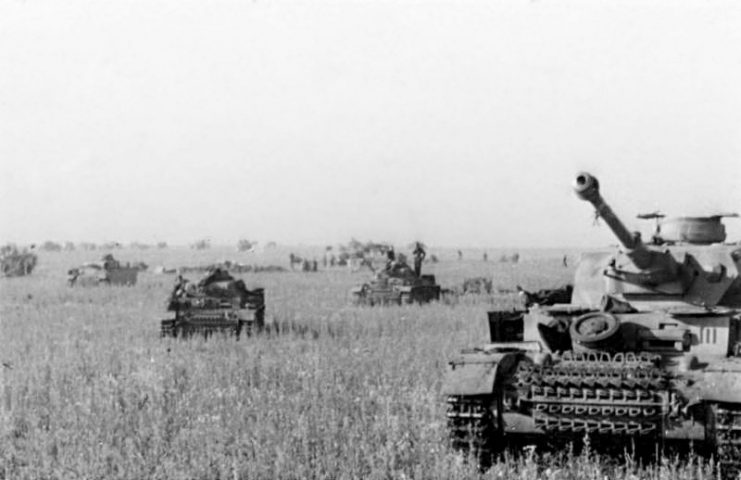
[1,0,739,247]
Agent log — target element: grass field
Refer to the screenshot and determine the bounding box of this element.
[0,246,720,479]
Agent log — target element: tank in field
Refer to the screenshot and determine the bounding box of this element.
[442,172,741,476]
[350,254,441,306]
[1,245,37,277]
[161,268,265,338]
[67,254,138,286]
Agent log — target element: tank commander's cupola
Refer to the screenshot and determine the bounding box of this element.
[638,213,739,245]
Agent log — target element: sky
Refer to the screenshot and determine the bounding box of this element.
[1,0,740,248]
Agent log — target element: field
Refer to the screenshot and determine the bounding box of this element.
[0,246,718,479]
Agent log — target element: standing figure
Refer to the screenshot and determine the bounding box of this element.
[457,250,463,261]
[102,253,119,271]
[385,247,396,271]
[412,242,426,277]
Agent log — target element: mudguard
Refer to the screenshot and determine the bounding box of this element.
[680,358,741,405]
[442,351,521,396]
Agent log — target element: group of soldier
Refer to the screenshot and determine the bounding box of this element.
[287,242,428,278]
[288,253,319,272]
[384,243,426,276]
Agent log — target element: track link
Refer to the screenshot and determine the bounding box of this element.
[714,405,741,479]
[446,395,497,465]
[516,352,671,438]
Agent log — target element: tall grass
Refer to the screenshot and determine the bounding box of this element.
[0,247,716,479]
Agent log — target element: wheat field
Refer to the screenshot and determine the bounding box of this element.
[0,246,719,479]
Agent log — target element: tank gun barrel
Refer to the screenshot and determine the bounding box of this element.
[573,172,641,251]
[573,172,663,271]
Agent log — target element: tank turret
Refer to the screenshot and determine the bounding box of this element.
[572,172,741,309]
[574,172,680,286]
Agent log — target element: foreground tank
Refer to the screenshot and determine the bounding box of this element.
[443,172,741,476]
[351,261,441,306]
[161,268,265,338]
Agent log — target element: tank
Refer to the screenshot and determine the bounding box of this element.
[161,268,265,338]
[350,257,441,306]
[442,172,741,476]
[0,245,37,277]
[67,254,138,286]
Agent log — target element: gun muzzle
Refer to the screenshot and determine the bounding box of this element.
[573,172,600,204]
[573,172,640,251]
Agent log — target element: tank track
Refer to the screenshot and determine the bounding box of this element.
[714,404,741,479]
[516,352,672,437]
[446,395,496,464]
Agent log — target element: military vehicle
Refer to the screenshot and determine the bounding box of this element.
[443,172,741,475]
[161,268,265,338]
[0,245,37,277]
[351,258,441,306]
[67,254,138,286]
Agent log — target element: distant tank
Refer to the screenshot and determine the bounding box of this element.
[161,268,265,338]
[67,254,138,286]
[350,254,441,306]
[0,245,37,277]
[443,172,741,476]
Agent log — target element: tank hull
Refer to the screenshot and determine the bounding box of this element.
[161,306,265,338]
[443,307,741,477]
[162,277,265,339]
[0,252,37,277]
[352,285,441,306]
[351,275,441,306]
[68,266,138,286]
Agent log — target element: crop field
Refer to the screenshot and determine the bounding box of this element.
[0,246,719,479]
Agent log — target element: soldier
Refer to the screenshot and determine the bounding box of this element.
[413,242,426,277]
[102,253,119,271]
[385,247,396,271]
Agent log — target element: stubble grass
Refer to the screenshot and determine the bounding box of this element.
[0,247,717,479]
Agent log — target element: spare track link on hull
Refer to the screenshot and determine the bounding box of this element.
[516,352,671,437]
[161,321,244,338]
[446,395,497,464]
[714,404,741,479]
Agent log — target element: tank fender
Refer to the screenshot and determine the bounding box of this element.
[678,358,741,406]
[441,352,521,396]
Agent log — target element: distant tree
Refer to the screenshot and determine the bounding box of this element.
[41,241,62,252]
[191,239,210,250]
